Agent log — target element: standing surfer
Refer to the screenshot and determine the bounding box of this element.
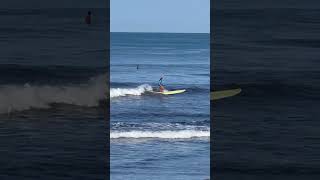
[159,76,166,92]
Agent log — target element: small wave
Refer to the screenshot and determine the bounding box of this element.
[0,74,108,114]
[110,130,210,139]
[112,122,209,131]
[110,84,153,98]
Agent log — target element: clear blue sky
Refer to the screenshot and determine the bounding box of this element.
[111,0,210,33]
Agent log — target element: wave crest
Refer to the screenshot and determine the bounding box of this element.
[110,84,153,98]
[110,130,210,139]
[0,74,108,114]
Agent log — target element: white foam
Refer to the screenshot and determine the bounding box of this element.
[110,84,153,98]
[0,74,108,114]
[110,130,210,139]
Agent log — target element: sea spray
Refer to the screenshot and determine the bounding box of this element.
[0,74,108,114]
[110,84,153,98]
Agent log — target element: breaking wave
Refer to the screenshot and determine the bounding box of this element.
[0,74,108,114]
[110,130,210,139]
[110,84,153,98]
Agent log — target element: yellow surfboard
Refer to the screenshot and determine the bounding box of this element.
[211,88,241,100]
[155,89,186,95]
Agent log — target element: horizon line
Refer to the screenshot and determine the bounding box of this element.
[110,31,210,34]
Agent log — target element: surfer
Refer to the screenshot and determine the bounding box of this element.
[85,11,92,25]
[158,77,166,92]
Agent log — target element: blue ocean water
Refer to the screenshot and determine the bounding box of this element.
[212,8,320,179]
[110,32,210,179]
[0,8,108,179]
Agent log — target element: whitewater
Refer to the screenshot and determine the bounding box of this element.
[110,84,153,98]
[0,74,108,114]
[111,130,210,139]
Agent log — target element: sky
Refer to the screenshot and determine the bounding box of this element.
[111,0,210,33]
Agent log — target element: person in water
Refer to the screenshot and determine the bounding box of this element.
[159,77,166,92]
[85,11,92,25]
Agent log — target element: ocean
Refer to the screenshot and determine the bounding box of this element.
[212,8,320,179]
[110,32,210,179]
[0,8,108,179]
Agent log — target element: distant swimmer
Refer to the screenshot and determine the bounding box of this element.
[85,11,92,25]
[158,76,167,92]
[137,64,139,70]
